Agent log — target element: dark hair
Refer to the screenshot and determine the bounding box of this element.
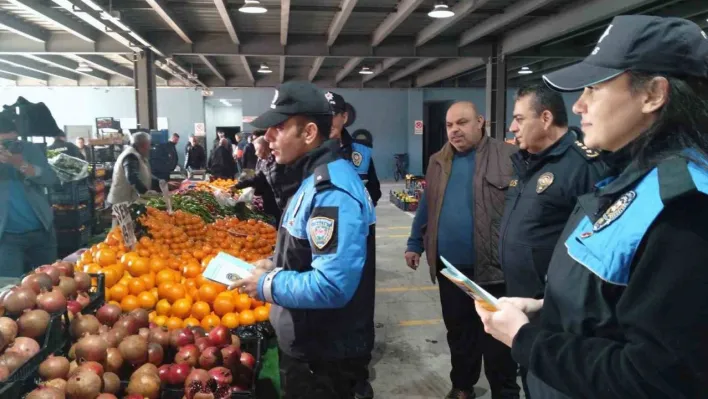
[172,133,180,138]
[626,71,708,168]
[252,129,266,137]
[297,114,332,140]
[515,84,568,127]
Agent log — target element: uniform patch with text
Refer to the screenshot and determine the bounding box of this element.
[309,217,336,250]
[352,151,363,167]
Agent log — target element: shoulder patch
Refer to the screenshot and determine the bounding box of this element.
[351,151,363,167]
[308,217,336,250]
[313,164,333,192]
[573,140,600,160]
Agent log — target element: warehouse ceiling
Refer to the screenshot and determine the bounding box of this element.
[0,0,705,89]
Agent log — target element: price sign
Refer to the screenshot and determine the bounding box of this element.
[112,203,137,250]
[159,180,173,214]
[414,120,424,135]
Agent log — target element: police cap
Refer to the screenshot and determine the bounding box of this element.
[251,81,332,129]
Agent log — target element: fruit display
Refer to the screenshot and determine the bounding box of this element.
[75,208,275,331]
[146,191,236,223]
[390,190,419,212]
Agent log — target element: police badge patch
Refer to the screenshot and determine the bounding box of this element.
[536,172,554,193]
[593,190,637,232]
[308,217,336,250]
[352,151,363,167]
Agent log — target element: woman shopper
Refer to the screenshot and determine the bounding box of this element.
[476,15,708,399]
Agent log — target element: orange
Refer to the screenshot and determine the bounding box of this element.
[251,299,265,308]
[150,288,159,301]
[156,269,177,285]
[253,306,269,322]
[192,249,205,261]
[128,278,147,296]
[80,251,94,265]
[141,273,156,290]
[200,314,221,330]
[129,257,150,277]
[171,298,192,319]
[183,264,201,279]
[198,284,218,303]
[184,279,198,291]
[233,294,252,313]
[155,299,171,316]
[120,252,138,267]
[238,309,256,326]
[166,284,186,304]
[191,301,211,320]
[195,274,209,287]
[95,249,117,267]
[157,282,175,300]
[183,317,201,328]
[149,257,167,273]
[101,267,121,288]
[148,311,156,322]
[221,313,240,329]
[120,295,140,312]
[138,291,157,309]
[165,316,183,330]
[109,284,129,302]
[153,315,168,327]
[85,263,102,274]
[212,296,234,317]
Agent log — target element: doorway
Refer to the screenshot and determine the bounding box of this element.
[423,101,453,173]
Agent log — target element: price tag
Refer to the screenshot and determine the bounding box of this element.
[112,203,137,250]
[158,180,172,214]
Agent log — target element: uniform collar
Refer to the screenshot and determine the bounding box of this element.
[281,139,340,199]
[512,129,576,176]
[340,128,352,147]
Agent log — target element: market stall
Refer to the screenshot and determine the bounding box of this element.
[390,175,426,212]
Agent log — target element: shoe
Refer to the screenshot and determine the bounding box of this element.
[445,388,475,399]
[354,380,374,399]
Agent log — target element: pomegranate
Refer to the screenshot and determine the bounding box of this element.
[35,265,60,285]
[0,365,9,382]
[148,327,170,348]
[52,261,74,277]
[25,386,64,399]
[104,348,123,373]
[36,289,67,313]
[119,335,148,365]
[66,370,102,399]
[175,344,200,367]
[0,317,18,344]
[17,309,50,338]
[208,366,233,387]
[168,363,192,385]
[70,314,100,338]
[95,304,121,326]
[21,273,53,294]
[75,292,90,309]
[102,371,121,394]
[147,342,164,365]
[185,369,211,399]
[240,351,256,370]
[6,337,40,358]
[78,360,103,376]
[43,378,67,391]
[114,315,139,335]
[190,326,207,338]
[38,355,70,380]
[207,326,230,347]
[0,352,26,372]
[124,395,143,399]
[195,337,212,353]
[157,364,171,382]
[66,300,82,315]
[57,276,78,298]
[73,272,91,292]
[170,327,195,348]
[138,327,150,340]
[96,395,118,399]
[75,334,108,363]
[3,287,37,314]
[220,345,241,370]
[199,346,223,369]
[130,308,150,328]
[126,372,161,399]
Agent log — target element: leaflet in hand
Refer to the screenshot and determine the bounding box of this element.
[202,252,255,286]
[439,256,501,312]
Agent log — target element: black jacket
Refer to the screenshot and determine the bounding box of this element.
[340,129,381,206]
[499,129,605,298]
[235,155,282,223]
[185,143,206,170]
[208,146,236,179]
[242,143,258,170]
[150,142,178,180]
[48,139,84,160]
[513,151,708,399]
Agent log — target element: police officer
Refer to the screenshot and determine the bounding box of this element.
[326,91,382,205]
[477,15,708,399]
[499,83,605,397]
[231,81,376,399]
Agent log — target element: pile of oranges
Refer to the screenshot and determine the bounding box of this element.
[75,207,278,330]
[195,178,237,193]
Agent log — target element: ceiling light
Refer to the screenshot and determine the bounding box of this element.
[428,2,455,19]
[518,66,533,75]
[76,62,93,73]
[359,66,374,75]
[257,64,272,74]
[239,0,267,14]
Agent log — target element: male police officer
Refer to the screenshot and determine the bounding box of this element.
[232,81,376,399]
[326,91,382,205]
[499,83,605,397]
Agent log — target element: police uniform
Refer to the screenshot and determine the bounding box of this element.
[499,128,605,299]
[250,82,376,399]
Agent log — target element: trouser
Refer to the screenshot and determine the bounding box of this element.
[520,366,531,398]
[436,263,520,398]
[279,350,370,399]
[355,224,376,385]
[0,228,57,278]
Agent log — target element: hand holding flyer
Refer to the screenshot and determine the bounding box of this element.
[202,252,256,286]
[439,256,501,312]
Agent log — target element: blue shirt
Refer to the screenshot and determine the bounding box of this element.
[5,177,43,233]
[407,150,476,267]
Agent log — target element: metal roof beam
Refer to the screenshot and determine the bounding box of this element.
[363,57,400,83]
[240,56,254,84]
[417,0,492,47]
[144,0,192,44]
[214,0,239,44]
[415,58,485,87]
[118,54,172,81]
[0,11,48,43]
[279,56,285,83]
[308,56,324,82]
[198,55,225,82]
[0,71,17,82]
[327,0,358,46]
[0,55,77,80]
[32,54,109,80]
[281,0,290,46]
[458,0,555,47]
[335,57,362,83]
[389,58,436,82]
[0,63,47,81]
[501,0,656,55]
[372,0,425,47]
[7,0,97,42]
[75,54,133,80]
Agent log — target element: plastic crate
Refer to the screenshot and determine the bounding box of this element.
[56,225,91,252]
[80,273,106,315]
[50,179,90,205]
[53,204,91,229]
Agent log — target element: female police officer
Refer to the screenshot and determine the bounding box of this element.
[475,15,708,399]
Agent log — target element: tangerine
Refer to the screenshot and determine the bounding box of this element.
[221,313,240,329]
[138,291,157,309]
[191,301,211,320]
[183,264,201,279]
[165,316,184,330]
[156,269,177,285]
[141,273,156,290]
[233,294,252,313]
[238,309,256,326]
[153,315,168,327]
[171,298,192,318]
[198,284,218,303]
[183,317,201,328]
[212,296,234,317]
[200,314,221,330]
[165,284,187,304]
[156,299,171,316]
[157,282,175,300]
[101,267,120,288]
[149,257,167,273]
[95,249,117,267]
[129,257,150,277]
[110,284,129,302]
[128,278,147,296]
[120,295,140,312]
[254,306,269,322]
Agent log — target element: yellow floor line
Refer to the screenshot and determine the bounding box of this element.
[375,234,409,238]
[376,285,437,293]
[398,319,443,327]
[385,226,410,230]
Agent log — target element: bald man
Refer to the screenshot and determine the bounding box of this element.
[405,102,520,399]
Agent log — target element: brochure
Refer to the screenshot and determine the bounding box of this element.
[439,256,501,312]
[202,252,255,286]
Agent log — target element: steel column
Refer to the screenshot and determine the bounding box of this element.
[485,44,506,140]
[134,50,157,130]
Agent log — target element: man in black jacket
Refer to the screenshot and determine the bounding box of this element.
[234,135,283,223]
[185,135,206,171]
[48,133,84,160]
[208,138,237,179]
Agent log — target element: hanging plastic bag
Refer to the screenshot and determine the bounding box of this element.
[48,152,89,182]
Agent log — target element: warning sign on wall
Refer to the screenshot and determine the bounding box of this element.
[414,120,424,135]
[194,123,205,136]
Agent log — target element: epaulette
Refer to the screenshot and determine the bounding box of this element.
[658,157,697,204]
[313,164,333,192]
[572,140,600,160]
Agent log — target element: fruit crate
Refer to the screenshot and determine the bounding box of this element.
[49,179,90,205]
[56,225,91,254]
[53,204,91,229]
[81,273,106,315]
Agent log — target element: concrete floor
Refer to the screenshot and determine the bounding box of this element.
[370,183,523,399]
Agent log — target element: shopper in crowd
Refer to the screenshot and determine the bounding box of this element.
[185,135,206,172]
[327,91,381,206]
[500,84,606,397]
[476,15,708,399]
[234,135,283,222]
[241,133,258,170]
[48,132,84,160]
[75,137,89,161]
[405,101,519,399]
[230,81,376,399]
[208,138,237,179]
[0,117,59,277]
[108,132,161,206]
[151,132,179,180]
